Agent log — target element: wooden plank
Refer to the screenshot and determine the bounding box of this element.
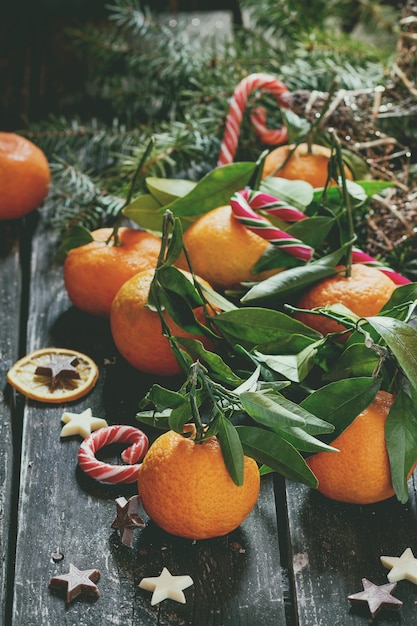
[0,220,22,625]
[11,209,288,625]
[286,479,417,625]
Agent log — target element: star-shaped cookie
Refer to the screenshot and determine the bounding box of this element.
[111,495,145,547]
[49,563,100,603]
[139,567,193,605]
[60,408,108,438]
[348,578,402,618]
[381,547,417,583]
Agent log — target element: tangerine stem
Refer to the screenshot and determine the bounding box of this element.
[330,128,354,277]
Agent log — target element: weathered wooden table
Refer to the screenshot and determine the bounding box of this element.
[2,206,417,626]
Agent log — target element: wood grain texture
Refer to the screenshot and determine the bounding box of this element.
[286,479,417,625]
[10,208,288,625]
[0,220,22,625]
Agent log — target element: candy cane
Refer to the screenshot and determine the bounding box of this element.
[351,248,411,285]
[250,106,289,146]
[217,73,291,167]
[230,189,411,285]
[230,189,314,262]
[78,425,149,484]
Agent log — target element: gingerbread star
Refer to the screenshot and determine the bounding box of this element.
[348,578,402,618]
[35,354,80,387]
[139,567,193,605]
[381,547,417,584]
[111,495,145,547]
[60,408,108,439]
[49,563,100,603]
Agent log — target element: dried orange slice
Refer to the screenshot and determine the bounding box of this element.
[7,348,99,403]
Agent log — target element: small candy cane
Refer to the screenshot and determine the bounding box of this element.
[230,189,314,262]
[218,73,291,167]
[78,425,149,484]
[231,188,412,285]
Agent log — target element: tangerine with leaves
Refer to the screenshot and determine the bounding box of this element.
[262,142,353,188]
[307,391,416,504]
[63,227,161,318]
[0,132,51,220]
[294,264,397,338]
[180,205,279,291]
[110,268,215,376]
[137,429,260,539]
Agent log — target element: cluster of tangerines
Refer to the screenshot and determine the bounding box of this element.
[1,132,410,540]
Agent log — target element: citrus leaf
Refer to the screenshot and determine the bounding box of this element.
[259,176,313,209]
[158,288,204,335]
[386,387,417,504]
[55,224,94,261]
[213,307,322,351]
[218,415,245,486]
[199,283,238,312]
[236,426,318,487]
[163,218,185,267]
[140,384,186,410]
[241,248,347,305]
[135,408,171,429]
[146,177,196,205]
[122,193,164,231]
[161,162,257,218]
[168,401,193,434]
[240,391,306,427]
[366,316,417,392]
[380,283,417,317]
[157,266,204,306]
[254,340,322,383]
[176,337,242,386]
[322,343,379,381]
[273,425,338,453]
[300,376,381,443]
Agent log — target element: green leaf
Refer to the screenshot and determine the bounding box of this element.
[163,218,185,266]
[157,266,204,309]
[213,308,322,351]
[240,391,306,428]
[273,425,338,453]
[146,177,196,205]
[218,415,245,486]
[176,337,242,386]
[55,224,94,261]
[260,176,313,210]
[241,248,347,305]
[158,288,204,335]
[367,317,417,393]
[386,388,417,504]
[300,377,382,443]
[322,343,379,381]
[380,283,417,318]
[122,193,164,231]
[135,409,171,430]
[199,283,238,312]
[169,400,193,434]
[254,340,321,382]
[236,426,318,487]
[140,384,186,410]
[162,162,257,218]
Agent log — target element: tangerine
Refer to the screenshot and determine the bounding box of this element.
[0,132,51,220]
[63,227,161,318]
[110,268,215,376]
[179,205,279,291]
[137,429,260,539]
[262,142,353,188]
[295,264,396,338]
[307,391,416,504]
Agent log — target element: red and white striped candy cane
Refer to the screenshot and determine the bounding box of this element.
[230,188,411,285]
[78,425,149,484]
[217,73,291,167]
[230,189,314,262]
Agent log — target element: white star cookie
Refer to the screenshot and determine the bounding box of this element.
[139,567,193,605]
[381,547,417,584]
[60,408,108,439]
